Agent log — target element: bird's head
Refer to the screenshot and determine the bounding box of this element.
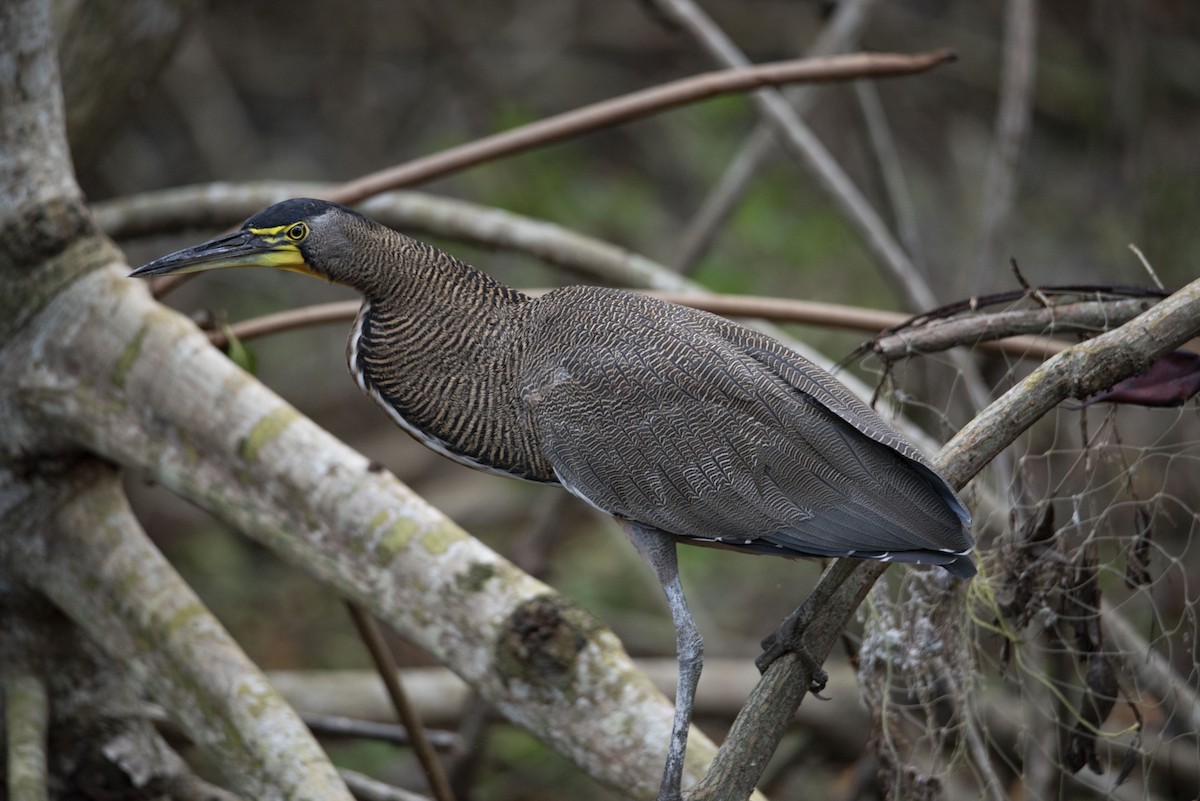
[130,198,367,285]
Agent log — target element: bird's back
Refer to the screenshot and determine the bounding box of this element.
[516,286,974,576]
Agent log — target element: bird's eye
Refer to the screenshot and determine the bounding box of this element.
[285,222,309,242]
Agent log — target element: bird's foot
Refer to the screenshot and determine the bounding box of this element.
[756,604,828,697]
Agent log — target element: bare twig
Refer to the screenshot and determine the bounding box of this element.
[647,0,942,313]
[673,0,879,273]
[303,712,458,749]
[854,79,924,265]
[207,300,360,346]
[204,290,1083,362]
[165,775,245,801]
[203,295,914,349]
[1128,244,1164,290]
[346,603,456,801]
[267,660,868,755]
[99,183,702,294]
[325,51,955,206]
[870,296,1156,362]
[645,0,1000,436]
[338,769,433,801]
[974,0,1037,287]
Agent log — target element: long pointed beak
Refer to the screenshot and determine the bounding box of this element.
[129,230,311,278]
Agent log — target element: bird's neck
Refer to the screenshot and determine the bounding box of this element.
[346,233,553,481]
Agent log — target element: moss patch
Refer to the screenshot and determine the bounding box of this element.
[111,325,148,389]
[373,518,419,564]
[419,525,463,555]
[239,406,300,463]
[455,561,496,594]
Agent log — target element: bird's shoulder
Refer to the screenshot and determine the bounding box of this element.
[515,286,753,401]
[516,286,904,458]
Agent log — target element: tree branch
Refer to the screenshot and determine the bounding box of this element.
[1,461,352,801]
[974,0,1037,287]
[95,183,701,293]
[870,296,1156,362]
[324,51,955,206]
[686,275,1200,799]
[673,0,879,273]
[345,603,456,801]
[646,0,940,313]
[202,292,1077,363]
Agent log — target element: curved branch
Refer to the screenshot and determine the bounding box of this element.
[95,183,699,293]
[870,296,1155,361]
[672,0,880,272]
[324,51,955,206]
[646,0,940,313]
[204,292,1077,363]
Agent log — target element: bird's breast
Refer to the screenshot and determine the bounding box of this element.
[348,299,557,483]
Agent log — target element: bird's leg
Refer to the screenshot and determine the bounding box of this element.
[621,521,701,801]
[755,559,859,692]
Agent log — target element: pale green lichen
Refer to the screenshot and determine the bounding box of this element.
[239,406,300,463]
[111,324,148,388]
[163,602,205,639]
[419,525,463,555]
[373,518,419,564]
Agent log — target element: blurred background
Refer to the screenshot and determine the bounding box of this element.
[58,1,1200,798]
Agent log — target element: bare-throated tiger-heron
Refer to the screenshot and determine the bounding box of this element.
[132,198,974,800]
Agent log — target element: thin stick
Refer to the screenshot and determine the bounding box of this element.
[1128,244,1164,290]
[324,51,955,206]
[338,769,432,801]
[205,292,1080,361]
[345,602,456,801]
[645,0,998,425]
[302,712,459,750]
[672,0,880,273]
[648,0,940,312]
[973,0,1037,288]
[854,79,924,265]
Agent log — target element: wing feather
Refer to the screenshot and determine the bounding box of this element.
[518,288,975,575]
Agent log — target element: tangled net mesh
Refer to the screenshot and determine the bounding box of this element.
[854,289,1200,801]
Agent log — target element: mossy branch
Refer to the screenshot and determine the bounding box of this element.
[1,461,352,801]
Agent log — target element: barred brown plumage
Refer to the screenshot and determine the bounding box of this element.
[132,197,975,801]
